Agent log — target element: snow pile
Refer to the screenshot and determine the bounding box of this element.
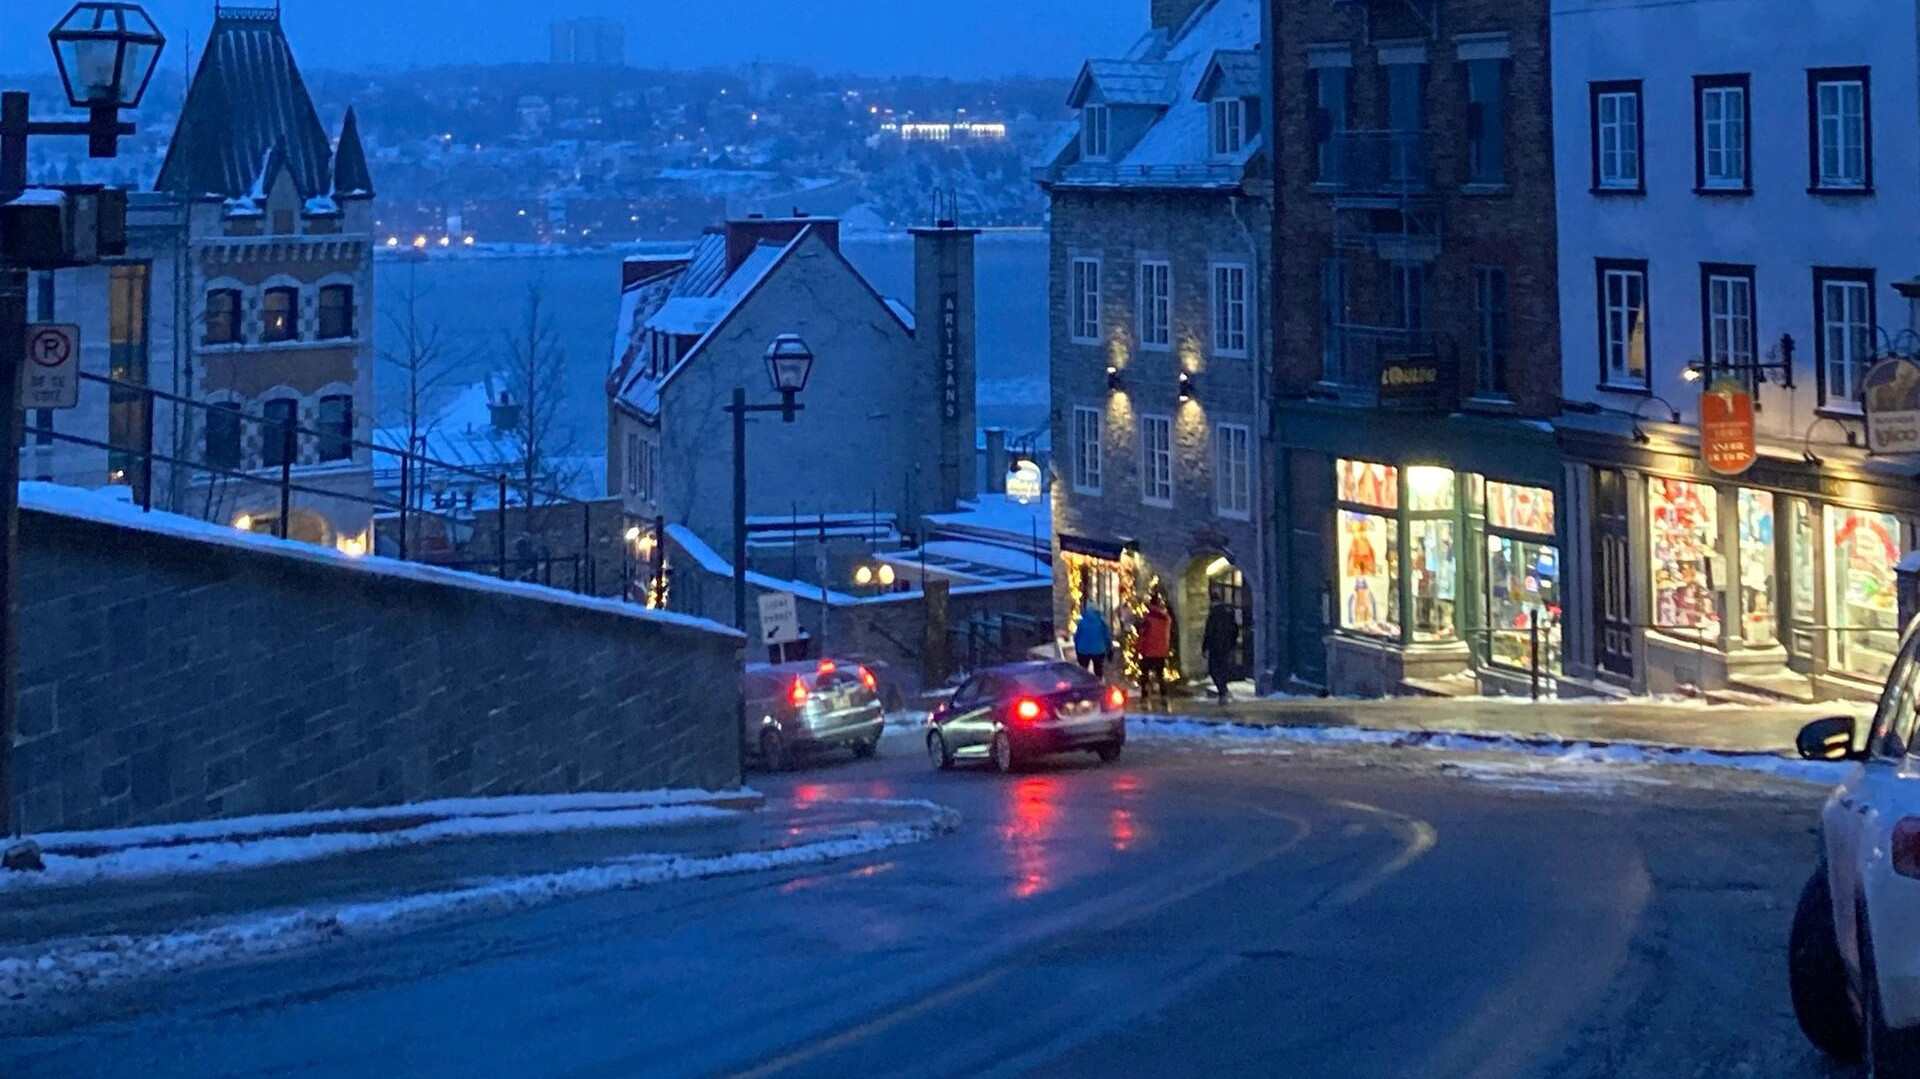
[1132,717,1853,785]
[0,803,959,1004]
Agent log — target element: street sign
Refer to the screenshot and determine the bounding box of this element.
[757,591,802,645]
[22,323,79,410]
[1865,355,1920,454]
[1700,377,1757,475]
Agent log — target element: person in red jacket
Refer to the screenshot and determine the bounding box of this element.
[1135,593,1174,707]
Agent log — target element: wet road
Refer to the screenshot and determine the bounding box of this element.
[0,731,1846,1079]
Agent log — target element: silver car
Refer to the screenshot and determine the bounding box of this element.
[742,659,886,771]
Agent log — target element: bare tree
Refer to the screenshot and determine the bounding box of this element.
[500,281,581,512]
[380,264,456,465]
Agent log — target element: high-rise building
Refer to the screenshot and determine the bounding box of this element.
[551,18,627,66]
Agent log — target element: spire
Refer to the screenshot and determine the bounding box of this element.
[331,107,374,199]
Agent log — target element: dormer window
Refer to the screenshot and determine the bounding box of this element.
[1210,97,1246,156]
[1082,104,1110,160]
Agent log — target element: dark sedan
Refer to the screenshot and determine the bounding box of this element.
[926,661,1126,773]
[743,659,885,771]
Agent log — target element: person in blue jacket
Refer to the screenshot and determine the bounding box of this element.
[1073,606,1113,679]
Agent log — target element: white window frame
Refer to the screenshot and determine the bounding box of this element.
[1821,277,1873,407]
[1595,88,1641,190]
[1138,259,1172,350]
[1706,271,1755,372]
[625,432,641,497]
[1601,264,1650,389]
[1071,405,1103,495]
[1070,256,1102,344]
[1081,103,1110,160]
[1214,422,1252,521]
[1815,76,1867,190]
[1140,414,1173,508]
[1699,83,1747,190]
[1210,262,1249,356]
[1210,97,1246,157]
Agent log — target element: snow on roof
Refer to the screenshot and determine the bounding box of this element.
[7,189,65,206]
[1070,59,1181,107]
[1196,49,1261,101]
[884,297,916,330]
[928,493,1052,543]
[21,482,742,639]
[646,296,730,335]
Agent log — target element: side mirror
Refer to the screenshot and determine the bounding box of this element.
[1797,716,1861,762]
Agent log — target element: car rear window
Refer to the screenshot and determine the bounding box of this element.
[1006,663,1098,694]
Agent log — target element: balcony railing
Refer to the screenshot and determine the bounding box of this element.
[1320,324,1457,411]
[1053,161,1245,187]
[1324,131,1432,200]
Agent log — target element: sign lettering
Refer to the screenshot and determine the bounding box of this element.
[1864,356,1920,455]
[21,324,80,410]
[1700,377,1757,475]
[940,292,959,421]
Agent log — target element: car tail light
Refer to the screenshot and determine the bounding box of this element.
[1106,686,1126,711]
[1895,818,1920,879]
[1013,698,1044,722]
[788,677,809,708]
[858,665,877,691]
[817,659,837,675]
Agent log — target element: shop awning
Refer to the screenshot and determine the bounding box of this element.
[1059,533,1130,561]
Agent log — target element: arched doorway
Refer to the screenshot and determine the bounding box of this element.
[1180,554,1253,684]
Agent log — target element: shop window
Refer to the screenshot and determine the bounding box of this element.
[1829,508,1903,680]
[1337,458,1397,510]
[1339,510,1399,637]
[1483,481,1561,674]
[1487,480,1554,534]
[1410,517,1457,642]
[1737,489,1776,645]
[1790,498,1817,623]
[1649,478,1722,639]
[1406,466,1454,512]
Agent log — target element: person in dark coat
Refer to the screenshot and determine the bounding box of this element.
[1201,601,1240,704]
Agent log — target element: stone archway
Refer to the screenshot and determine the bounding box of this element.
[1180,553,1253,685]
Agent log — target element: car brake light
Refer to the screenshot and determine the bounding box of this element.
[858,665,877,691]
[788,677,809,708]
[817,659,837,675]
[1014,698,1043,722]
[1895,817,1920,879]
[1106,686,1126,711]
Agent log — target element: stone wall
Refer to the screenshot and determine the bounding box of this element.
[16,496,744,834]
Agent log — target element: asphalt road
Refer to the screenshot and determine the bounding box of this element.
[0,730,1852,1079]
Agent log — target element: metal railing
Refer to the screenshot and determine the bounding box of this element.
[22,370,606,594]
[1325,130,1433,199]
[1321,324,1449,402]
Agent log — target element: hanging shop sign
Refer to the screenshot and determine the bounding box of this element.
[1864,355,1920,454]
[1700,377,1757,475]
[1005,459,1043,505]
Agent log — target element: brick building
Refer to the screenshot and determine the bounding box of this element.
[1038,0,1271,687]
[1268,0,1563,695]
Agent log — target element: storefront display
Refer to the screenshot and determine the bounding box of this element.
[1790,498,1815,624]
[1829,508,1904,680]
[1649,478,1722,639]
[1410,518,1457,641]
[1484,482,1560,673]
[1737,489,1776,645]
[1338,459,1398,509]
[1339,510,1399,637]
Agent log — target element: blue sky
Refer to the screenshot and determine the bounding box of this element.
[2,1,1140,78]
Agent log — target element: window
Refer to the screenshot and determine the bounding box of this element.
[205,288,242,345]
[317,284,353,340]
[1474,266,1508,397]
[1210,97,1246,157]
[1137,260,1171,349]
[1465,58,1506,185]
[1597,259,1650,389]
[1482,481,1563,675]
[262,398,299,467]
[1815,267,1875,408]
[1809,67,1871,192]
[634,438,656,502]
[1336,459,1400,638]
[1070,257,1101,343]
[1081,104,1109,160]
[108,263,150,487]
[1071,406,1102,495]
[1312,66,1349,182]
[1648,478,1722,639]
[1702,264,1757,383]
[1390,262,1427,332]
[1694,74,1750,192]
[1139,414,1172,507]
[261,286,298,342]
[1829,507,1904,679]
[1321,257,1348,382]
[205,402,242,469]
[1590,81,1643,192]
[1737,488,1776,645]
[1214,423,1251,520]
[625,433,641,496]
[317,394,353,462]
[1211,263,1248,355]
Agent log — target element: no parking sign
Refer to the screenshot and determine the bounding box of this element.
[22,324,79,410]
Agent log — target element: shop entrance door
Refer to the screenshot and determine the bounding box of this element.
[1593,468,1635,679]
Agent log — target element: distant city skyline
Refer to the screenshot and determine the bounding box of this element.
[0,0,1142,79]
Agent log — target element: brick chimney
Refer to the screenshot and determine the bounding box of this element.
[1151,0,1207,33]
[909,217,980,510]
[724,213,840,273]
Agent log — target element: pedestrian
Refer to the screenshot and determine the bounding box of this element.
[1073,605,1113,679]
[1201,600,1239,704]
[1136,594,1173,708]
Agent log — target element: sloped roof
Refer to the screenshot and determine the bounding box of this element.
[1067,60,1182,108]
[330,106,374,198]
[1195,49,1262,102]
[155,6,335,200]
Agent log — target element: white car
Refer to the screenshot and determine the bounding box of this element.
[1791,625,1920,1077]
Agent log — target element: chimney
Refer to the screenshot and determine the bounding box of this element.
[1151,0,1207,33]
[909,217,981,511]
[724,214,840,273]
[490,390,522,432]
[984,428,1007,493]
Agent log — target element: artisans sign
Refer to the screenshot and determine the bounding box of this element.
[940,292,960,421]
[1700,377,1757,475]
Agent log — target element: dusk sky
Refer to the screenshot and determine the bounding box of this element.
[1,0,1142,78]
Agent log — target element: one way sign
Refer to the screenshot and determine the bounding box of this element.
[757,592,802,645]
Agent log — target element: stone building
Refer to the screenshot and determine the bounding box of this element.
[1267,0,1563,696]
[1037,0,1271,688]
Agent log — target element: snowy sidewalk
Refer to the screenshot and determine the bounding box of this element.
[1132,694,1869,755]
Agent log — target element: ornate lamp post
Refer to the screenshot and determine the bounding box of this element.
[0,3,164,848]
[728,335,814,632]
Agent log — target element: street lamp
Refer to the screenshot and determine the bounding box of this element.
[728,335,816,630]
[854,562,897,593]
[0,4,164,847]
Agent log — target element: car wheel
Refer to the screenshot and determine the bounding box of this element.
[1790,872,1860,1063]
[1862,913,1920,1077]
[759,729,788,773]
[852,736,878,760]
[1095,741,1124,764]
[927,731,953,771]
[990,730,1018,774]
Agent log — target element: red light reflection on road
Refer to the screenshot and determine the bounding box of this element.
[792,783,825,809]
[1002,776,1059,899]
[1111,808,1136,852]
